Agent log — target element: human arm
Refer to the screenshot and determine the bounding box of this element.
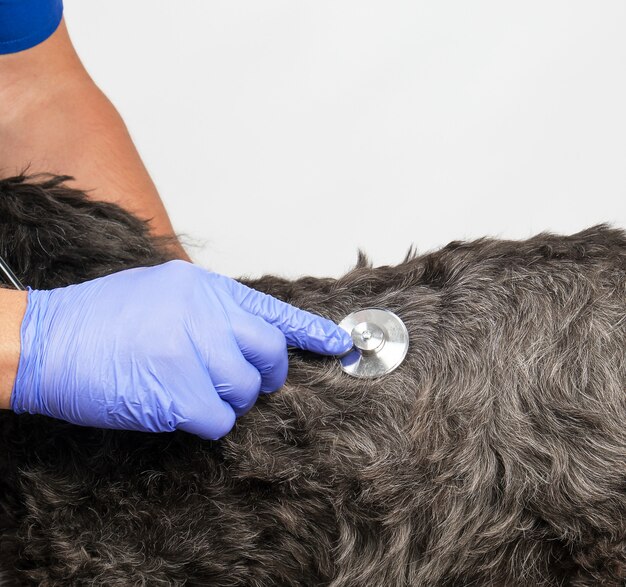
[0,17,189,260]
[0,6,355,437]
[0,289,27,409]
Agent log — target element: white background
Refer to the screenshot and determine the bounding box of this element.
[64,1,626,279]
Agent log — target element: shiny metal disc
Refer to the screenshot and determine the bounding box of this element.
[338,308,409,378]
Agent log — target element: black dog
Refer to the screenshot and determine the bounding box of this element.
[0,174,624,586]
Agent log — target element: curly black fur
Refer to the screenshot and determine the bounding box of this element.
[0,174,624,586]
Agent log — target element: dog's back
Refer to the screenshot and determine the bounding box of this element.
[0,174,624,586]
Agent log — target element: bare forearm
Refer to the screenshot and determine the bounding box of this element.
[0,19,189,260]
[0,289,27,409]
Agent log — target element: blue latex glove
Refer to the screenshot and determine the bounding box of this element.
[11,260,352,439]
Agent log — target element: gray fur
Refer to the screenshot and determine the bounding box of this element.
[0,174,624,586]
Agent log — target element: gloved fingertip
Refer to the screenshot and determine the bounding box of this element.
[330,328,355,355]
[206,410,237,440]
[307,324,354,356]
[178,401,237,440]
[260,385,281,395]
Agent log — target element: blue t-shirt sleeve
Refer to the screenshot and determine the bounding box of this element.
[0,0,63,54]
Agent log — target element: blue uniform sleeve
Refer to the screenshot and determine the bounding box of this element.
[0,0,63,54]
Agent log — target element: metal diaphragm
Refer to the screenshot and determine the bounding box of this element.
[338,308,409,378]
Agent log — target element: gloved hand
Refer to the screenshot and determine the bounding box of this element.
[10,260,352,439]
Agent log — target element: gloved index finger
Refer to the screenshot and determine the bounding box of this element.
[218,276,353,356]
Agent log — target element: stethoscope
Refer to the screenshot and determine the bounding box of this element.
[0,254,26,290]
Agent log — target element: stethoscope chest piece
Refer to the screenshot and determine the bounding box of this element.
[338,308,409,378]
